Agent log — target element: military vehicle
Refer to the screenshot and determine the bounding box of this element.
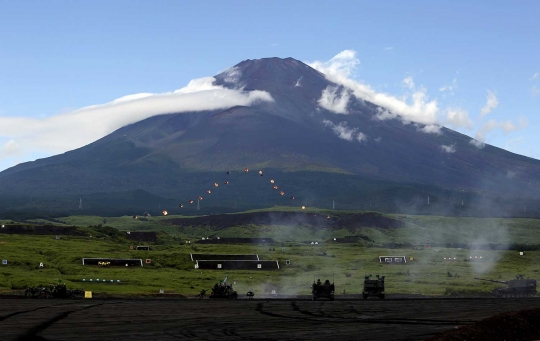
[25,283,84,299]
[363,275,385,299]
[475,275,537,297]
[311,279,335,301]
[196,289,207,299]
[209,276,238,299]
[25,284,48,298]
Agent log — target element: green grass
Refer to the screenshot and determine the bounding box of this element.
[2,227,540,296]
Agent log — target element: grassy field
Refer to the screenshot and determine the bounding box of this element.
[1,218,540,297]
[20,208,540,246]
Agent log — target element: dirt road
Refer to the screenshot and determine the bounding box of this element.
[1,298,540,341]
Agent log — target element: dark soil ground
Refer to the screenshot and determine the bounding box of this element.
[168,211,404,232]
[1,297,540,341]
[0,225,84,236]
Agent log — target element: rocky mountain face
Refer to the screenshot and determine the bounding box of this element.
[2,57,540,217]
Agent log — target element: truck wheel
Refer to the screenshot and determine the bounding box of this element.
[312,296,317,301]
[363,294,367,300]
[379,294,385,299]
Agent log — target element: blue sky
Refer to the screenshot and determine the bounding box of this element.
[1,1,539,171]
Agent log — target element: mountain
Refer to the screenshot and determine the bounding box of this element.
[2,57,540,218]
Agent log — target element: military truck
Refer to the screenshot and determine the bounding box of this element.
[475,275,537,297]
[311,279,335,301]
[209,276,238,299]
[25,283,84,299]
[363,275,385,299]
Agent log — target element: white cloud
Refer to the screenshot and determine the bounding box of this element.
[295,76,302,87]
[403,76,415,90]
[384,47,393,51]
[482,117,528,133]
[0,77,273,160]
[439,78,457,95]
[446,107,473,129]
[0,140,21,159]
[420,124,442,135]
[470,136,486,149]
[308,50,439,126]
[323,120,367,142]
[480,90,498,117]
[469,117,528,149]
[441,144,456,153]
[357,132,368,143]
[219,67,242,84]
[532,86,540,97]
[531,73,539,81]
[505,136,524,153]
[318,86,350,114]
[374,108,398,121]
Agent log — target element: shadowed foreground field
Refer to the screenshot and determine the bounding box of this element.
[1,298,540,341]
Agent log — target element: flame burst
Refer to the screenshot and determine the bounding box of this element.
[301,206,306,210]
[224,181,229,185]
[290,196,295,200]
[273,185,278,190]
[270,179,275,184]
[189,200,194,204]
[162,210,168,216]
[198,196,203,200]
[244,168,249,173]
[214,183,219,187]
[279,191,285,196]
[207,190,211,194]
[179,204,184,208]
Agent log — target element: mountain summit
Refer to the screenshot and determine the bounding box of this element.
[1,57,540,217]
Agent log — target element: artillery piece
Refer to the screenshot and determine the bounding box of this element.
[311,279,335,301]
[363,275,385,299]
[209,276,238,299]
[475,275,537,298]
[25,283,84,299]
